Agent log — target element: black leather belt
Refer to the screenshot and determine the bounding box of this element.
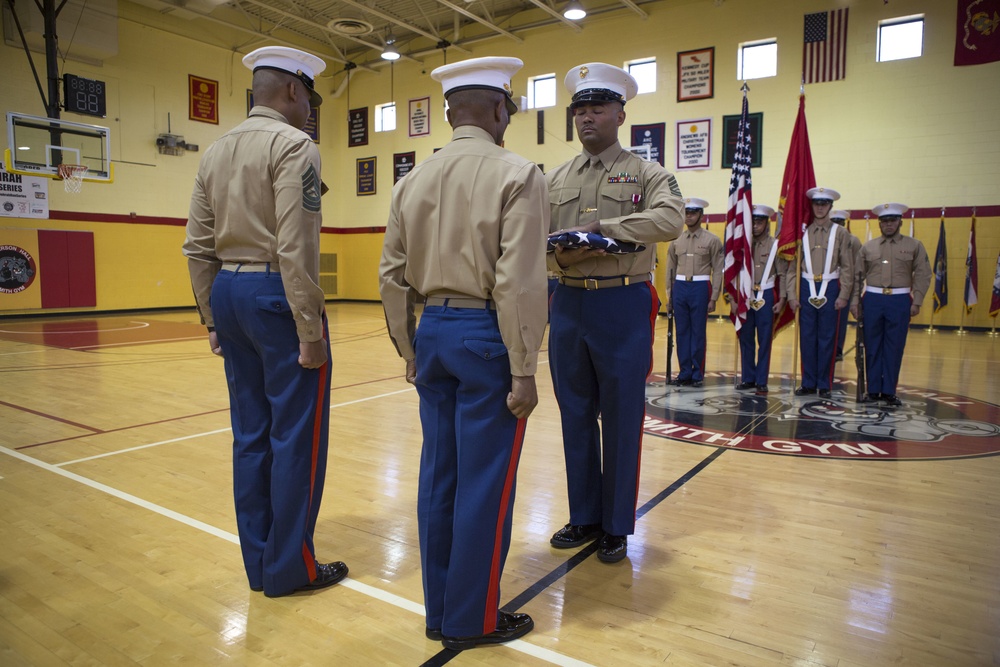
[558,273,650,290]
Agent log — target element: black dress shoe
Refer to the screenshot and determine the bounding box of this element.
[597,534,627,563]
[264,561,348,597]
[441,611,534,650]
[794,386,817,396]
[736,382,756,390]
[818,388,832,398]
[755,385,769,394]
[426,627,443,641]
[674,378,693,386]
[691,380,703,387]
[550,523,603,548]
[882,394,903,407]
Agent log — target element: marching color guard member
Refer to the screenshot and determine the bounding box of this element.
[786,187,855,398]
[850,203,931,406]
[665,197,723,388]
[736,204,791,394]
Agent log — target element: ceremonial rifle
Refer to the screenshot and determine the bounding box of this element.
[666,268,675,384]
[855,275,867,403]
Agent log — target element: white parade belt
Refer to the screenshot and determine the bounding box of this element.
[677,274,711,282]
[865,286,911,295]
[801,225,839,309]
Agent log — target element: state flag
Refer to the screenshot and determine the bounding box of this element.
[965,217,978,313]
[933,218,948,313]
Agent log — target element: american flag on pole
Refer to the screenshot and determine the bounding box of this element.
[723,86,754,333]
[803,8,849,84]
[965,216,978,313]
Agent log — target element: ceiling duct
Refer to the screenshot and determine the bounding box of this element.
[327,16,374,36]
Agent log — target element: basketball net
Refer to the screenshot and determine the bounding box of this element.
[57,164,88,194]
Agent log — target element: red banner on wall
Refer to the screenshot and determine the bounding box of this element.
[955,0,1000,66]
[189,75,219,124]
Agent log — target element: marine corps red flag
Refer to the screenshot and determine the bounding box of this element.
[955,0,1000,66]
[774,95,816,335]
[723,87,754,333]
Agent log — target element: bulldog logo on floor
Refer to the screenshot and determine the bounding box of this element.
[643,374,1000,460]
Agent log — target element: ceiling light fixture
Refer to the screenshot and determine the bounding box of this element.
[563,0,586,20]
[381,28,400,61]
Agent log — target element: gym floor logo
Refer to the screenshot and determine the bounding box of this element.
[0,245,37,294]
[644,374,1000,460]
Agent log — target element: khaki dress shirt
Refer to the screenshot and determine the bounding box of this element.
[379,125,550,377]
[783,219,856,301]
[856,234,932,307]
[546,141,684,278]
[664,227,724,301]
[183,106,326,342]
[750,234,792,292]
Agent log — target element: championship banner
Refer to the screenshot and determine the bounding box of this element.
[356,157,376,196]
[409,97,431,137]
[349,108,369,147]
[393,152,416,184]
[630,123,665,166]
[675,118,711,171]
[189,75,219,124]
[0,163,49,219]
[955,0,1000,66]
[677,47,714,102]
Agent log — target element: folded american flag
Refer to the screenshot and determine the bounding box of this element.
[547,231,645,254]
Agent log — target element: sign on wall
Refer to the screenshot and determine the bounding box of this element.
[630,123,666,167]
[675,118,712,171]
[357,157,376,195]
[722,112,762,168]
[189,75,219,124]
[0,163,49,219]
[394,152,416,183]
[677,48,714,102]
[349,108,369,147]
[409,97,431,137]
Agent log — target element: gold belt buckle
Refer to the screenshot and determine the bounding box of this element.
[686,275,693,282]
[753,284,761,291]
[813,274,823,281]
[584,278,599,290]
[883,287,893,295]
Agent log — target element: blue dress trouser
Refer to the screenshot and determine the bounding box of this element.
[738,287,775,386]
[414,305,525,638]
[672,280,710,382]
[798,278,842,390]
[211,268,331,597]
[862,292,911,396]
[549,281,658,537]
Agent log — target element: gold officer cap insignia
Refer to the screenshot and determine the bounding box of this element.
[580,66,589,78]
[504,82,512,93]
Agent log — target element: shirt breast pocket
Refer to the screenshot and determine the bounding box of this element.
[601,186,640,216]
[550,187,581,231]
[894,248,915,262]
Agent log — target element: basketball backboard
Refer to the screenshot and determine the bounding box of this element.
[5,112,113,182]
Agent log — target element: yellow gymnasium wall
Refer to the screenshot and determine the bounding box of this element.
[1,0,998,325]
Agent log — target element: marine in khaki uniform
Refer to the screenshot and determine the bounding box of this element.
[850,203,931,406]
[546,62,684,564]
[379,57,547,650]
[830,209,862,361]
[665,197,724,387]
[786,186,855,397]
[736,204,791,393]
[183,46,348,598]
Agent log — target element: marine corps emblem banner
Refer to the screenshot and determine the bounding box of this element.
[955,0,1000,66]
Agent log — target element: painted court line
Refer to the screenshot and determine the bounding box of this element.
[1,444,596,667]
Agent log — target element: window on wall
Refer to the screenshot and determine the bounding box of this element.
[626,58,656,94]
[375,102,396,132]
[877,16,924,62]
[528,74,556,109]
[738,40,777,80]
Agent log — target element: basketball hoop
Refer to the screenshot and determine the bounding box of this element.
[57,164,88,194]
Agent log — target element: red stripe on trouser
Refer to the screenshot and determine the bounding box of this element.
[645,281,659,379]
[301,317,329,583]
[483,417,527,634]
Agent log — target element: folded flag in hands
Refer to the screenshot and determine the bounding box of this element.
[547,231,645,254]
